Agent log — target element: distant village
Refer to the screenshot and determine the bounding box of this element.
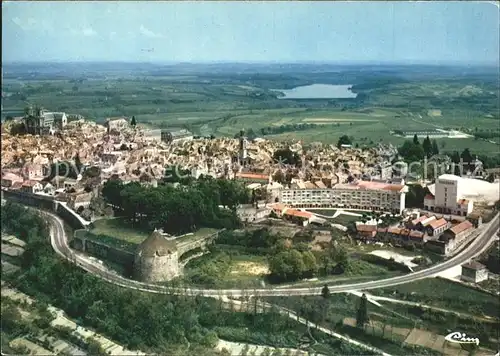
[1,107,499,264]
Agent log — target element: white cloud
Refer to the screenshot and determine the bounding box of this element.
[139,25,164,38]
[109,31,117,39]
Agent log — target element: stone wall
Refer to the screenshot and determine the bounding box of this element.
[2,189,55,211]
[70,234,134,269]
[177,229,221,256]
[55,203,88,231]
[134,252,181,282]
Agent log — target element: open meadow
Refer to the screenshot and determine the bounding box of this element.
[2,63,499,155]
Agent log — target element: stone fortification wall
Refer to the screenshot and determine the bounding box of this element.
[71,232,135,275]
[2,189,55,211]
[134,252,181,282]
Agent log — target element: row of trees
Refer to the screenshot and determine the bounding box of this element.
[398,135,440,162]
[101,177,249,234]
[259,123,316,136]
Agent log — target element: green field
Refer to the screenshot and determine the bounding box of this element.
[2,63,499,155]
[370,277,499,317]
[90,218,149,245]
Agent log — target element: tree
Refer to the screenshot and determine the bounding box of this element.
[74,153,82,173]
[460,148,473,168]
[301,250,318,277]
[398,140,425,162]
[5,115,14,121]
[131,115,137,127]
[321,284,330,299]
[422,136,432,158]
[413,134,419,145]
[337,135,352,149]
[431,140,439,156]
[268,249,306,282]
[356,293,369,329]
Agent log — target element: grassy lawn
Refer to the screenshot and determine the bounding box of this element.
[184,251,269,289]
[90,218,149,245]
[330,214,361,225]
[370,278,500,317]
[305,209,338,217]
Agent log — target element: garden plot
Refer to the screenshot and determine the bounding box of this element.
[1,234,26,247]
[369,250,420,268]
[1,243,24,257]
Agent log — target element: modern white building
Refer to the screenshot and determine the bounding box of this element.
[427,174,499,212]
[279,180,408,214]
[425,174,475,216]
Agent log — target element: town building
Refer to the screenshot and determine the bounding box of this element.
[160,129,193,144]
[279,180,407,214]
[425,218,450,236]
[426,220,475,256]
[24,107,67,135]
[270,203,313,227]
[235,172,271,184]
[426,174,499,211]
[21,163,44,181]
[356,224,377,241]
[21,180,43,194]
[1,172,24,188]
[461,261,488,283]
[424,175,474,216]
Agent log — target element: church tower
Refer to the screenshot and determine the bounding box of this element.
[239,129,248,165]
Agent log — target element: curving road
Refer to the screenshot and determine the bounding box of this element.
[45,209,499,297]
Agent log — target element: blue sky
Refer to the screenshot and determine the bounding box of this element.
[2,1,499,64]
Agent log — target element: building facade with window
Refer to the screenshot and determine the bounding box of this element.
[424,174,474,216]
[279,180,408,214]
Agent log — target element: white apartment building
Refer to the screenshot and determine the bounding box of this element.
[279,180,408,214]
[424,174,474,216]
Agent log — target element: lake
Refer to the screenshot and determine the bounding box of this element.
[273,84,357,99]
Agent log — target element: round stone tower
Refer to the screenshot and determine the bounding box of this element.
[134,231,181,282]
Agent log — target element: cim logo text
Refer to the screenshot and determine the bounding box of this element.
[444,332,480,346]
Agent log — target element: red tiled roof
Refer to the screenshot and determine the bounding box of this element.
[424,194,435,200]
[356,224,377,232]
[355,181,405,192]
[411,215,429,225]
[457,199,470,205]
[388,227,402,234]
[449,220,474,235]
[22,180,39,187]
[10,181,23,190]
[1,172,23,181]
[409,230,424,239]
[399,229,411,236]
[235,172,269,181]
[428,218,448,230]
[284,209,313,219]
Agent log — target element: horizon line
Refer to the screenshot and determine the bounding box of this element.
[3,60,499,67]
